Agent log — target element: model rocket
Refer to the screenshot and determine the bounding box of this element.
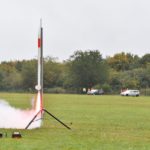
[35,19,43,109]
[25,20,71,130]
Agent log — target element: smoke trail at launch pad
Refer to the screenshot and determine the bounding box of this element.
[0,92,42,129]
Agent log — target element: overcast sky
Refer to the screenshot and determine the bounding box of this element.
[0,0,150,62]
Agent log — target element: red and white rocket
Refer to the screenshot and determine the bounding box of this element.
[35,19,43,110]
[25,20,71,130]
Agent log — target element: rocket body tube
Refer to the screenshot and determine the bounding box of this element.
[35,22,43,92]
[35,20,43,109]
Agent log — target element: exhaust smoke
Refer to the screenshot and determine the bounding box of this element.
[0,97,42,129]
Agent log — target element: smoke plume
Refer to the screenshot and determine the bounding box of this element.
[0,100,42,129]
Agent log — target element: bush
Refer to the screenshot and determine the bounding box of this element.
[102,83,111,94]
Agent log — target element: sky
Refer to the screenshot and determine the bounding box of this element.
[0,0,150,62]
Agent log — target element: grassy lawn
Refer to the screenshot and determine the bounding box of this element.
[0,93,150,150]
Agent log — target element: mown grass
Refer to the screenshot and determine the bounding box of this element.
[0,93,150,150]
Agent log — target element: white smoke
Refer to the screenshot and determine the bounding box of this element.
[0,100,42,129]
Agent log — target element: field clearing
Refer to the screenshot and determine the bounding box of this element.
[0,93,150,150]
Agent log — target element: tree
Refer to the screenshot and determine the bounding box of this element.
[107,52,140,71]
[2,70,22,90]
[43,56,63,88]
[108,69,122,91]
[68,50,108,92]
[0,62,21,90]
[140,53,150,67]
[137,65,150,88]
[21,59,37,90]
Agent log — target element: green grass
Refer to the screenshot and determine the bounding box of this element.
[0,93,150,150]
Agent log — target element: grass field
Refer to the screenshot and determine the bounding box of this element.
[0,93,150,150]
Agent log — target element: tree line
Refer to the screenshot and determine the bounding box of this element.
[0,50,150,95]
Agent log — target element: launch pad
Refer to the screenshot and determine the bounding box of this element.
[25,108,71,129]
